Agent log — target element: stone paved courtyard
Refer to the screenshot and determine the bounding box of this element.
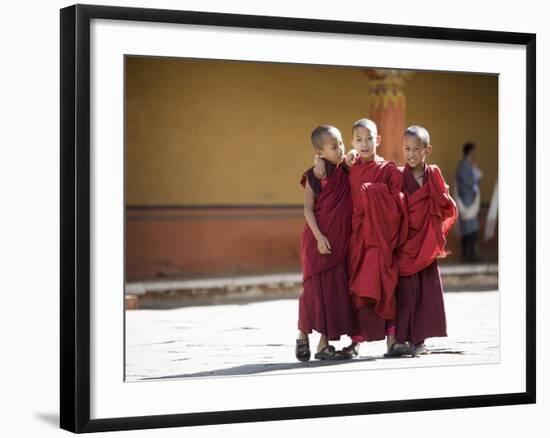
[125,290,499,381]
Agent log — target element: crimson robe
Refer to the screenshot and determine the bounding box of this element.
[298,160,354,340]
[394,163,457,344]
[396,164,458,276]
[348,158,408,325]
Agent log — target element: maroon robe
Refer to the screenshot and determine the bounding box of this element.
[297,160,354,340]
[348,157,408,342]
[395,163,457,344]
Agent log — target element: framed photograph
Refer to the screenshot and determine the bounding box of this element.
[60,4,536,433]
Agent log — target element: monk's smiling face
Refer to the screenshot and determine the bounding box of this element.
[318,130,345,165]
[351,126,380,161]
[403,134,431,169]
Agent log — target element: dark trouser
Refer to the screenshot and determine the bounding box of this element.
[461,231,480,262]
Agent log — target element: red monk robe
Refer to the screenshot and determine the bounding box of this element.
[298,160,354,340]
[395,163,458,345]
[397,163,457,276]
[348,157,408,342]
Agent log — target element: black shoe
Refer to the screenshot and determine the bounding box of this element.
[339,343,360,359]
[314,345,345,361]
[384,342,411,358]
[411,343,428,356]
[295,338,311,362]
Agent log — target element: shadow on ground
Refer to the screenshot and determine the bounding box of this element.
[140,356,379,379]
[138,347,465,380]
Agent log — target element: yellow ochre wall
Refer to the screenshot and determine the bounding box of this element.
[405,71,498,201]
[125,57,498,206]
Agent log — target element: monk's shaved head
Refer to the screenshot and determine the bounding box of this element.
[405,125,430,147]
[352,118,378,136]
[311,125,341,150]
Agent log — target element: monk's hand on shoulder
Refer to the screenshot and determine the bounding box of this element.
[316,234,332,255]
[313,155,326,180]
[344,150,359,167]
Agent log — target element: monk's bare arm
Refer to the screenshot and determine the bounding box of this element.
[344,149,359,168]
[312,150,356,179]
[312,155,326,179]
[304,180,331,255]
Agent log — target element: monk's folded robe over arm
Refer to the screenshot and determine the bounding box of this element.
[397,164,458,277]
[348,176,408,322]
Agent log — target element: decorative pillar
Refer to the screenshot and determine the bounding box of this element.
[363,69,412,165]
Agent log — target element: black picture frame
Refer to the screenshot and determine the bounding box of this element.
[60,3,536,433]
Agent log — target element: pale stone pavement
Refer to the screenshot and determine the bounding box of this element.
[125,290,499,381]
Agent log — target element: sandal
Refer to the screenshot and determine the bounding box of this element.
[295,338,311,362]
[384,342,410,358]
[411,343,428,356]
[314,345,344,361]
[339,343,360,359]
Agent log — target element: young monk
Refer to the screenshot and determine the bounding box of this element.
[296,125,356,361]
[395,125,458,355]
[313,118,409,358]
